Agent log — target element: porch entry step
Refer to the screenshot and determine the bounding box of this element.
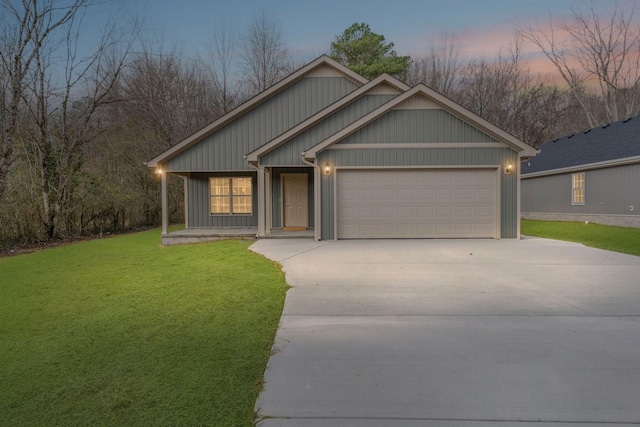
[283,226,307,231]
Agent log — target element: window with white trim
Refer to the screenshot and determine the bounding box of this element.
[210,177,252,215]
[572,173,585,205]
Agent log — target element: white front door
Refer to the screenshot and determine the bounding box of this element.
[283,174,308,229]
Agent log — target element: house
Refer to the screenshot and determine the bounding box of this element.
[147,55,538,245]
[521,115,640,228]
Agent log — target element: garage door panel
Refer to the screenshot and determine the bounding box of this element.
[456,188,473,199]
[378,224,395,235]
[437,206,453,217]
[339,189,356,202]
[476,188,492,199]
[455,171,474,182]
[359,206,376,217]
[378,189,396,200]
[337,169,496,239]
[378,206,395,217]
[398,207,415,217]
[417,189,434,200]
[359,189,376,201]
[416,172,435,183]
[416,223,434,234]
[417,207,434,217]
[456,223,474,234]
[398,189,414,200]
[436,189,453,199]
[476,206,492,217]
[456,206,473,216]
[437,171,454,182]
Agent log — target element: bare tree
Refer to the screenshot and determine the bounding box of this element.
[454,37,571,147]
[408,32,461,96]
[240,12,291,94]
[521,1,640,126]
[202,25,241,115]
[1,0,133,238]
[124,46,217,151]
[0,0,87,202]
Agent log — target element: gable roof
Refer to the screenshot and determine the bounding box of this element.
[303,84,538,159]
[522,115,640,177]
[147,55,368,168]
[245,74,409,164]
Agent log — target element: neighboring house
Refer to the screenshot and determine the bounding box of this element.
[521,115,640,228]
[147,55,538,245]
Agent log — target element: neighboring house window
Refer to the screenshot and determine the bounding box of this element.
[572,173,585,205]
[210,177,252,214]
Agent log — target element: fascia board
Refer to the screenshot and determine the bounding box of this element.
[147,55,368,168]
[245,74,409,163]
[521,155,640,179]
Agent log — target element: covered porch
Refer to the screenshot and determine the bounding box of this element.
[159,165,318,245]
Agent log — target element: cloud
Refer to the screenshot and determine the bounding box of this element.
[406,21,574,80]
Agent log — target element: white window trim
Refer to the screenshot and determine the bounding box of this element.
[209,177,253,215]
[572,172,585,206]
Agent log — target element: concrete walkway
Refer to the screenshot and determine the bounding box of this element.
[250,238,640,426]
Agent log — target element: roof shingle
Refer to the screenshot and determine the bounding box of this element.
[522,115,640,175]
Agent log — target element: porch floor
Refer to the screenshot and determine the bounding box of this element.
[161,227,314,245]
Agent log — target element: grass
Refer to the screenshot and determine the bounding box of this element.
[0,230,288,426]
[521,219,640,256]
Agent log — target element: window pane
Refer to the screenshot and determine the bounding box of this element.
[211,196,230,214]
[572,173,585,205]
[210,178,230,196]
[232,177,252,195]
[232,195,252,214]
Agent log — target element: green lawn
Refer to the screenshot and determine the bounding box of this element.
[0,230,287,426]
[521,219,640,256]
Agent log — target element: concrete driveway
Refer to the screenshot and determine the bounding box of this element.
[250,238,640,426]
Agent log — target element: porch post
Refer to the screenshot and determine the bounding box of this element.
[161,169,169,235]
[182,175,189,229]
[265,168,272,234]
[314,165,321,241]
[257,166,266,237]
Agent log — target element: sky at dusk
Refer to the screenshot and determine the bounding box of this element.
[85,0,639,75]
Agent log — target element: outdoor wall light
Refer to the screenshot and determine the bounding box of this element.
[156,167,163,175]
[505,163,514,175]
[323,162,332,176]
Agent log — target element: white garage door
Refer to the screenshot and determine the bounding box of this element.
[337,169,496,239]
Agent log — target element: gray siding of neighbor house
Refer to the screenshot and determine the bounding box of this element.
[317,147,519,240]
[270,167,314,228]
[337,109,498,144]
[260,95,397,166]
[521,163,640,216]
[188,172,258,227]
[164,76,360,172]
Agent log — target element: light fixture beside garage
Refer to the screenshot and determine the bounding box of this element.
[505,163,514,175]
[323,162,332,176]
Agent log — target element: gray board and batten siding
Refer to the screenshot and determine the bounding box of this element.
[260,94,396,166]
[521,163,640,227]
[336,109,498,144]
[163,76,360,172]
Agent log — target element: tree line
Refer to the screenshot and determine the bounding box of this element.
[1,0,639,249]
